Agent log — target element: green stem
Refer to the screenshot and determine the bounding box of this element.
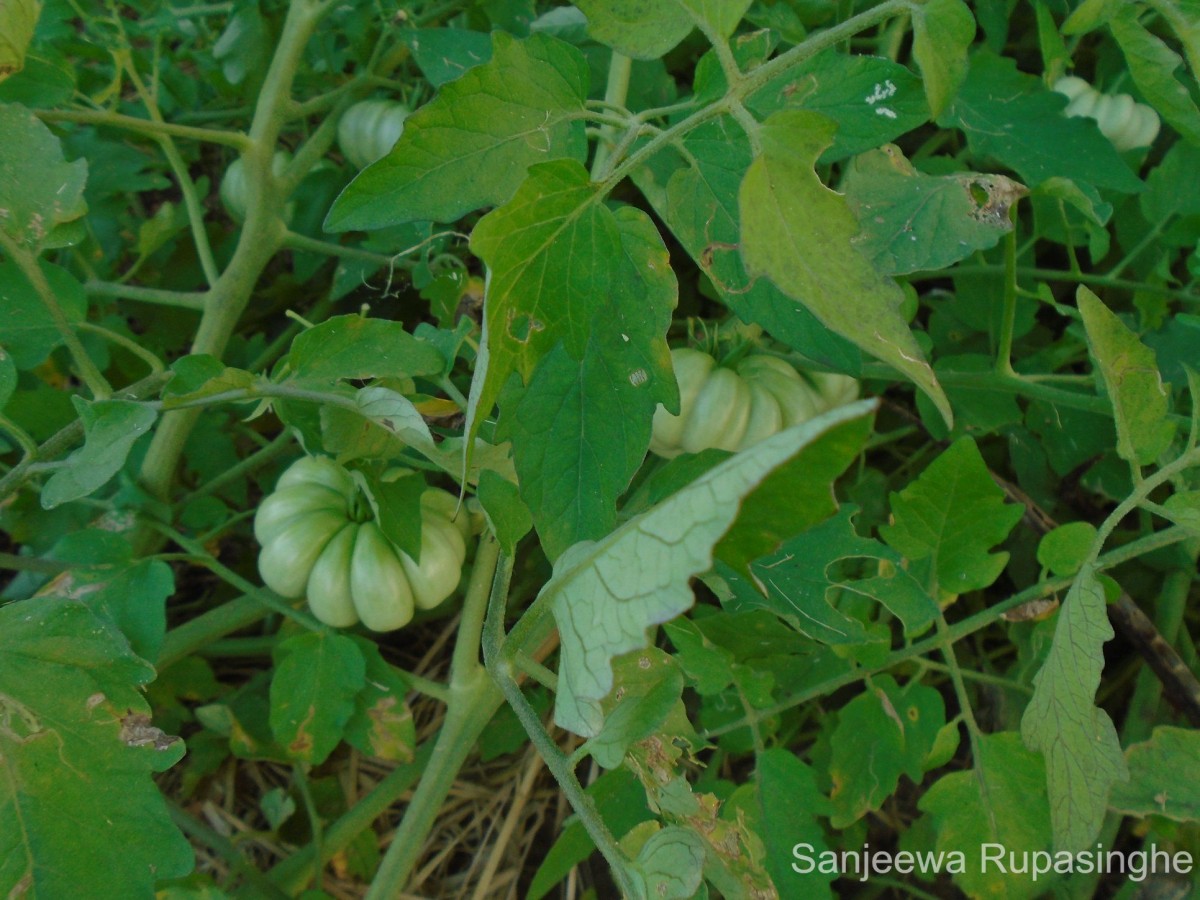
[0,230,111,400]
[591,51,633,179]
[84,280,208,311]
[75,321,165,374]
[136,0,330,506]
[150,522,325,631]
[37,108,251,149]
[995,204,1019,376]
[916,264,1198,302]
[293,765,325,892]
[0,414,38,458]
[1119,538,1200,743]
[120,51,221,286]
[167,803,291,900]
[268,742,435,893]
[482,560,643,899]
[0,551,72,575]
[601,0,911,191]
[174,429,293,510]
[936,614,984,744]
[363,537,502,897]
[703,523,1194,738]
[282,230,396,269]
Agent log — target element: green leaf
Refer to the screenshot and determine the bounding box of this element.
[469,162,676,503]
[476,468,532,554]
[0,102,87,249]
[842,145,1027,276]
[0,56,75,108]
[739,109,950,425]
[345,385,438,456]
[361,470,426,561]
[1062,0,1119,33]
[1161,490,1200,536]
[1020,564,1128,852]
[663,618,737,696]
[714,409,874,579]
[747,51,931,163]
[0,596,192,898]
[919,732,1054,900]
[1109,726,1200,822]
[1141,141,1200,223]
[630,826,705,899]
[938,53,1144,194]
[269,632,366,765]
[343,637,416,763]
[725,506,938,641]
[549,402,875,736]
[572,0,692,59]
[41,398,158,509]
[674,0,753,38]
[582,648,685,769]
[1109,9,1200,148]
[510,339,656,561]
[161,354,258,407]
[288,315,446,383]
[1037,522,1099,577]
[325,32,588,230]
[828,674,946,826]
[76,558,174,663]
[0,259,87,369]
[880,436,1023,598]
[1076,286,1175,467]
[632,116,861,372]
[398,27,493,87]
[909,0,976,117]
[0,0,41,82]
[754,749,836,900]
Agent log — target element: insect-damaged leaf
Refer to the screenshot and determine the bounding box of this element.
[739,110,952,426]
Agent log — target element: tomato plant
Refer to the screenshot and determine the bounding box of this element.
[2,0,1199,898]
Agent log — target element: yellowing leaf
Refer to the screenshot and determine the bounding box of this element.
[739,109,951,426]
[0,0,41,82]
[910,0,976,116]
[1077,286,1175,467]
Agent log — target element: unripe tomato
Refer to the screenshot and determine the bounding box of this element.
[255,456,468,631]
[337,99,410,170]
[219,150,293,222]
[649,348,860,459]
[1053,76,1160,151]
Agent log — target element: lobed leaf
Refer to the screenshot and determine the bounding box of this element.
[1020,565,1129,852]
[549,401,875,736]
[0,103,87,249]
[880,436,1023,598]
[1109,726,1200,822]
[0,597,192,898]
[919,732,1054,900]
[41,398,157,509]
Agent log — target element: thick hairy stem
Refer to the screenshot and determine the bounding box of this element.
[136,0,329,505]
